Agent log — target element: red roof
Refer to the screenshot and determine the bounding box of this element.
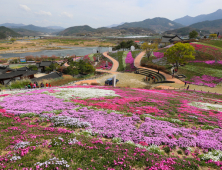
[135,41,140,43]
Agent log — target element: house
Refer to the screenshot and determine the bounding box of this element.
[31,72,63,82]
[36,61,55,73]
[0,66,14,75]
[0,69,37,85]
[160,35,183,46]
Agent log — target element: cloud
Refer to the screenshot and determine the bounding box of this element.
[61,12,73,18]
[35,10,52,16]
[19,4,31,12]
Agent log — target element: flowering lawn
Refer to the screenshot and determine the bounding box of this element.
[109,51,141,72]
[1,86,222,169]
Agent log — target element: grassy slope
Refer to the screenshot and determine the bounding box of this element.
[196,40,222,50]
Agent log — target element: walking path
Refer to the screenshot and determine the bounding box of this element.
[134,51,184,84]
[75,52,119,85]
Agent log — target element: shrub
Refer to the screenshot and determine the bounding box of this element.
[177,150,183,155]
[163,146,171,154]
[9,78,31,89]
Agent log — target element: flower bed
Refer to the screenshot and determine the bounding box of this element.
[186,75,222,87]
[190,43,222,60]
[1,86,222,169]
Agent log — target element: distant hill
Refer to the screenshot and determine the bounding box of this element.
[59,25,155,36]
[115,17,183,33]
[189,19,222,33]
[0,26,21,39]
[106,22,125,28]
[59,25,95,36]
[0,23,65,34]
[164,27,210,36]
[11,28,41,36]
[47,26,65,30]
[174,9,222,26]
[19,25,64,34]
[0,23,26,28]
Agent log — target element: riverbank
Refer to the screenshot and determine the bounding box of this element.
[0,38,116,54]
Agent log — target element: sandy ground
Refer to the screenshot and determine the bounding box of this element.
[34,73,47,78]
[0,39,115,54]
[96,73,151,88]
[155,83,222,94]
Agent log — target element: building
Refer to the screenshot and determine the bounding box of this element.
[36,61,55,73]
[0,66,14,75]
[31,72,63,82]
[160,35,183,45]
[0,69,37,85]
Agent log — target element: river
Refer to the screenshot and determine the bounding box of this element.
[0,47,109,58]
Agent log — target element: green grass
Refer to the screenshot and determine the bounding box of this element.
[198,40,222,50]
[131,50,141,58]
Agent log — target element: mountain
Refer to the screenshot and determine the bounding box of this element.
[47,26,65,29]
[59,25,95,36]
[106,22,125,28]
[0,23,26,28]
[19,25,64,34]
[164,27,210,36]
[114,17,183,33]
[0,23,65,34]
[11,28,41,36]
[174,9,222,26]
[59,25,155,36]
[189,19,222,33]
[0,26,21,39]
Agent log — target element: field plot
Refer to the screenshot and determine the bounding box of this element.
[1,86,222,169]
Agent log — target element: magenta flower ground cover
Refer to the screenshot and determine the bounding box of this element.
[190,60,222,65]
[153,52,164,59]
[1,86,222,169]
[186,75,222,88]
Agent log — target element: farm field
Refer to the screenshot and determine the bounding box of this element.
[1,86,222,169]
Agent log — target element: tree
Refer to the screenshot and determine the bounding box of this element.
[209,34,217,39]
[120,41,127,51]
[10,38,16,43]
[141,42,158,61]
[164,42,195,70]
[28,65,38,71]
[189,30,198,39]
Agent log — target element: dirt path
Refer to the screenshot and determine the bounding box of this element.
[75,52,119,85]
[134,51,184,84]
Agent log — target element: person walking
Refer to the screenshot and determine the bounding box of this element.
[184,81,187,86]
[33,83,36,88]
[27,84,31,89]
[46,83,48,87]
[187,85,190,90]
[49,83,52,87]
[41,82,44,88]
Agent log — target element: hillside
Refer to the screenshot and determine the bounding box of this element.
[20,25,64,34]
[59,25,155,36]
[115,17,184,33]
[1,85,222,169]
[174,9,222,26]
[59,25,95,36]
[11,28,41,36]
[164,27,210,36]
[190,19,222,33]
[0,26,21,39]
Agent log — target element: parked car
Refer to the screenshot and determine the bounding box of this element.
[105,78,119,85]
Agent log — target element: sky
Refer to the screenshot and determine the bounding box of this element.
[0,0,222,28]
